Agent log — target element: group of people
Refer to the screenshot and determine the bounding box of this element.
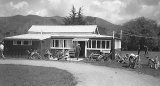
[44,43,81,60]
[116,53,141,69]
[147,56,159,69]
[137,45,148,55]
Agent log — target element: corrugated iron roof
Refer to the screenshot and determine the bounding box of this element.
[28,25,99,34]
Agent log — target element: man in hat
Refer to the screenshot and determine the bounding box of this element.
[75,43,81,60]
[0,42,5,59]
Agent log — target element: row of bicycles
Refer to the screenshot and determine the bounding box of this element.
[87,52,112,61]
[26,49,69,60]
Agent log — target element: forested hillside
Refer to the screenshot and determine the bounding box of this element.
[0,15,121,41]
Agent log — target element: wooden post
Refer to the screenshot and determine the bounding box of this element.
[112,31,115,60]
[120,30,122,39]
[85,41,87,57]
[40,40,43,58]
[113,31,115,39]
[120,30,122,52]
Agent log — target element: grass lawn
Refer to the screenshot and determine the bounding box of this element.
[0,64,77,86]
[82,51,160,79]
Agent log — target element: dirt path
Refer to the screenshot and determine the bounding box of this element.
[0,59,160,86]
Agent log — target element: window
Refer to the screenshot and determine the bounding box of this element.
[23,41,32,45]
[87,40,111,49]
[13,40,32,45]
[64,40,72,48]
[55,40,59,47]
[92,40,96,48]
[54,40,62,48]
[59,40,63,47]
[106,41,110,49]
[53,40,55,47]
[52,39,72,48]
[64,40,66,47]
[97,40,101,48]
[102,41,105,48]
[17,41,21,45]
[13,40,22,45]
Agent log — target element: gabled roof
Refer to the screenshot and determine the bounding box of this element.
[28,25,99,34]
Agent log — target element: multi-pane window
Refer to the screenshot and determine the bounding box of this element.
[87,40,111,49]
[16,41,21,45]
[13,40,32,45]
[23,41,32,45]
[52,39,72,48]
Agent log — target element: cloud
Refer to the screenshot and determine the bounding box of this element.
[117,0,160,24]
[86,0,126,24]
[89,1,104,12]
[122,0,142,15]
[0,1,29,16]
[9,1,28,10]
[141,0,160,6]
[27,9,49,17]
[35,9,48,17]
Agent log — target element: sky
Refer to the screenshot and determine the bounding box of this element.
[0,0,160,25]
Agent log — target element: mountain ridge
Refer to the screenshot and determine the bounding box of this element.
[0,15,121,41]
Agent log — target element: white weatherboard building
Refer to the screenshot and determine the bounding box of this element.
[4,25,121,59]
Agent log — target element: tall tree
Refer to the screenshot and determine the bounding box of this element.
[63,6,86,25]
[76,7,86,25]
[122,17,159,51]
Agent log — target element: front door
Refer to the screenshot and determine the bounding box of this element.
[78,41,85,57]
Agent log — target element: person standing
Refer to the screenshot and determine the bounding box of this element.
[144,45,148,55]
[0,42,5,59]
[75,44,81,60]
[137,45,140,55]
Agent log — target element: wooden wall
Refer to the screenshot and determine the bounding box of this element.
[3,39,41,58]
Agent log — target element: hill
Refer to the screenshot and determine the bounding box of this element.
[84,16,121,35]
[0,15,121,41]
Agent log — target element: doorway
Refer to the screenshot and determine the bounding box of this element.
[78,41,85,57]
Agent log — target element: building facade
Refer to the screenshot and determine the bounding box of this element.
[3,25,121,59]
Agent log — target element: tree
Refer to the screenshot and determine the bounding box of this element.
[76,7,86,25]
[63,6,86,25]
[122,17,159,51]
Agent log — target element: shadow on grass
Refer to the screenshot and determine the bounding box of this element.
[0,64,77,86]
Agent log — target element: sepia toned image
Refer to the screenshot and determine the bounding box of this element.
[0,0,160,86]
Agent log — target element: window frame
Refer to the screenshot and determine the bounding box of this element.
[51,39,73,49]
[23,40,32,45]
[87,39,111,49]
[13,40,32,45]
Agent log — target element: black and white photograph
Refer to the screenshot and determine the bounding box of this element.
[0,0,160,86]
